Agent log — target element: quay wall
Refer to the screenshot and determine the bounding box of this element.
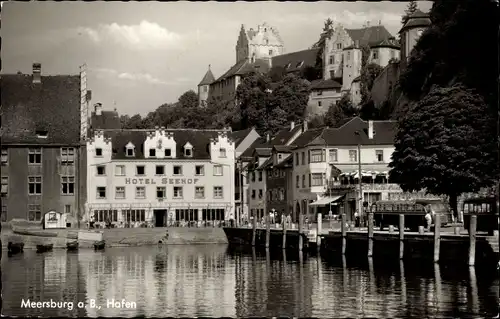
[223,227,307,250]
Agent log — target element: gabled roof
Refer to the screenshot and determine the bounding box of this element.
[257,156,273,170]
[254,148,272,157]
[213,58,271,83]
[273,145,293,153]
[95,129,224,160]
[399,10,431,33]
[371,38,400,49]
[1,73,81,145]
[345,26,394,47]
[271,48,320,73]
[275,154,293,168]
[268,125,302,146]
[310,79,342,90]
[240,136,268,158]
[90,111,121,130]
[289,128,324,148]
[314,117,396,146]
[228,127,255,148]
[198,67,215,86]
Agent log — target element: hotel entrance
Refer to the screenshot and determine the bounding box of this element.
[154,209,167,227]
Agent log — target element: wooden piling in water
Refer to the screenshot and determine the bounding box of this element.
[367,212,374,257]
[418,226,425,235]
[298,215,303,252]
[265,215,271,249]
[388,225,395,234]
[282,216,287,249]
[251,216,257,246]
[399,214,405,259]
[316,213,322,252]
[468,214,477,266]
[433,213,441,263]
[454,226,461,235]
[341,213,347,255]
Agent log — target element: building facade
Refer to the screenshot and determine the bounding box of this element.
[1,63,88,224]
[307,79,342,118]
[85,127,235,227]
[264,146,294,220]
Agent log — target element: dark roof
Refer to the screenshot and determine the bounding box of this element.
[241,136,268,158]
[310,79,342,90]
[1,74,81,145]
[214,59,270,83]
[90,111,121,130]
[345,26,394,47]
[95,129,224,160]
[255,148,272,157]
[315,117,396,146]
[289,128,324,148]
[268,125,302,146]
[198,68,215,86]
[229,127,254,148]
[271,48,319,73]
[399,10,431,33]
[274,155,293,168]
[258,156,273,170]
[371,38,400,49]
[273,145,293,153]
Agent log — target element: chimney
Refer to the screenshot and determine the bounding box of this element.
[303,120,308,132]
[32,63,41,84]
[290,121,295,131]
[266,133,270,142]
[355,40,359,47]
[94,103,103,116]
[368,120,374,139]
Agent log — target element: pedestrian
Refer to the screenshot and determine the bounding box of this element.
[354,210,360,228]
[425,209,432,231]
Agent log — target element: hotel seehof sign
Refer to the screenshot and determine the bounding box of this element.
[123,177,200,185]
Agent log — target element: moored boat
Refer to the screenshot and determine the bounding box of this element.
[66,241,79,251]
[7,242,24,255]
[36,243,54,253]
[93,240,106,250]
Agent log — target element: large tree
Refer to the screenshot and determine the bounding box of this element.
[313,18,334,70]
[324,93,358,128]
[389,85,497,216]
[236,72,272,133]
[269,74,311,122]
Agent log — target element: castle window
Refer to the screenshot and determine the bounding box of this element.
[318,101,322,107]
[372,51,378,59]
[149,149,156,157]
[164,148,171,157]
[203,86,208,93]
[269,49,273,55]
[347,51,351,60]
[336,43,342,50]
[329,55,335,64]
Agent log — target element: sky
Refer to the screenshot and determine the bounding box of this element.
[2,1,431,116]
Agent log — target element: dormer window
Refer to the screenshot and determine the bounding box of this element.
[36,130,48,139]
[219,148,227,158]
[126,148,134,157]
[164,148,171,157]
[183,142,193,157]
[149,149,156,157]
[125,142,135,157]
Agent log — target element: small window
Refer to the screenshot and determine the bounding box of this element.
[1,148,7,165]
[213,186,223,199]
[269,49,273,55]
[61,147,75,164]
[302,175,306,188]
[28,148,42,164]
[64,205,71,214]
[173,165,182,175]
[115,165,126,176]
[28,176,42,195]
[1,177,8,196]
[96,165,106,176]
[149,149,156,157]
[213,165,223,176]
[219,148,227,158]
[136,165,145,175]
[173,186,183,199]
[115,186,125,199]
[318,101,322,107]
[157,187,166,199]
[136,186,146,199]
[317,90,323,96]
[251,190,256,199]
[126,147,135,157]
[164,148,172,157]
[28,204,42,221]
[156,165,165,175]
[375,150,384,162]
[258,171,263,181]
[336,43,342,50]
[296,175,300,188]
[96,187,106,199]
[195,165,204,176]
[195,186,205,199]
[372,51,378,59]
[329,149,338,162]
[61,176,75,195]
[258,189,263,199]
[184,148,192,157]
[95,148,103,157]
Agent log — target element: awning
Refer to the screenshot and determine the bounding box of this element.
[309,195,344,206]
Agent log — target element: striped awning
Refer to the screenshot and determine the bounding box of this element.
[309,195,344,206]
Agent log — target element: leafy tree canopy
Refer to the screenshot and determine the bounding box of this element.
[401,1,418,25]
[323,93,358,128]
[389,85,498,215]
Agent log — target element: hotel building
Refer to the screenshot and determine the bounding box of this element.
[86,127,235,227]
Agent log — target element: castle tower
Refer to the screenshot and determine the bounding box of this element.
[198,65,215,107]
[399,9,431,68]
[235,22,285,64]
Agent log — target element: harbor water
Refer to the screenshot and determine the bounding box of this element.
[2,244,498,318]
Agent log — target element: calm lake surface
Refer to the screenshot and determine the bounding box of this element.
[2,244,499,318]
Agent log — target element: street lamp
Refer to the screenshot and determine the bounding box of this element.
[354,130,363,223]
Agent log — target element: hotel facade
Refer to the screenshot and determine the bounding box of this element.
[86,127,235,227]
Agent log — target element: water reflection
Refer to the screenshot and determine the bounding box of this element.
[2,245,499,318]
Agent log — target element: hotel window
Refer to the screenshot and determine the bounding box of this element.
[96,165,106,176]
[1,205,7,222]
[1,177,8,196]
[157,186,166,199]
[173,186,183,199]
[258,189,263,199]
[61,147,75,164]
[95,148,103,157]
[1,148,7,165]
[329,55,334,64]
[156,165,165,175]
[184,147,192,157]
[213,186,223,199]
[251,172,255,182]
[301,152,305,165]
[302,175,306,188]
[115,186,125,199]
[28,176,42,195]
[96,187,106,199]
[115,165,126,176]
[329,149,338,162]
[213,165,223,176]
[61,176,75,195]
[219,148,227,158]
[195,186,205,199]
[136,165,145,175]
[310,149,325,162]
[311,173,325,186]
[164,148,172,157]
[195,165,205,176]
[173,165,183,175]
[136,186,146,199]
[28,148,42,164]
[296,175,300,188]
[295,153,299,166]
[258,171,263,181]
[349,150,358,162]
[149,149,156,157]
[375,150,384,162]
[28,204,42,221]
[251,190,256,199]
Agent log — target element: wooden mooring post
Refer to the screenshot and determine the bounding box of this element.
[468,214,477,266]
[367,212,374,257]
[265,215,271,249]
[433,213,441,263]
[251,216,257,246]
[316,213,322,252]
[341,213,347,255]
[298,215,303,252]
[399,214,405,259]
[282,215,287,249]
